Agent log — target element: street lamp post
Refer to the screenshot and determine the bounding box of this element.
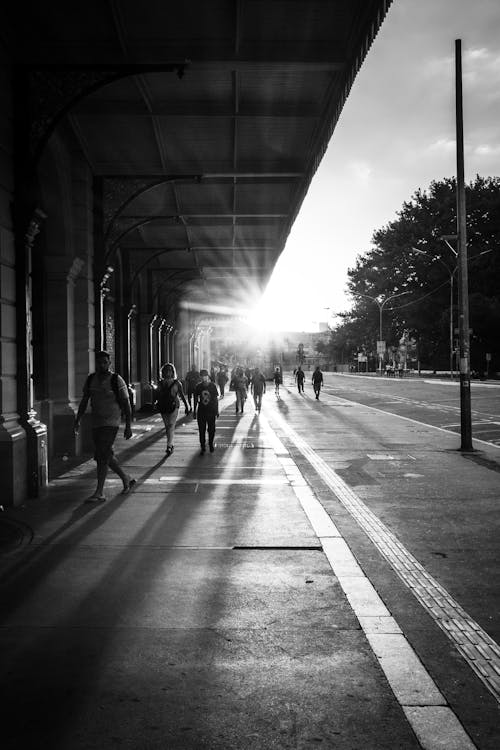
[413,245,457,379]
[352,291,410,374]
[412,243,492,380]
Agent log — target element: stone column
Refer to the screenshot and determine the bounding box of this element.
[16,210,48,499]
[45,256,85,458]
[138,312,154,408]
[0,225,27,506]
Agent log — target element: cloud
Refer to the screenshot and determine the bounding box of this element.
[422,55,453,79]
[348,161,373,183]
[427,138,456,154]
[472,143,500,157]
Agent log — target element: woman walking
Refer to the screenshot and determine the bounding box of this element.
[156,363,190,456]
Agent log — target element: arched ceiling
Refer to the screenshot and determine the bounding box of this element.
[7,0,393,315]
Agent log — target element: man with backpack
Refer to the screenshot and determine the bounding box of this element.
[74,350,135,502]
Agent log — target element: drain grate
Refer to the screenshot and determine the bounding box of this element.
[0,516,34,552]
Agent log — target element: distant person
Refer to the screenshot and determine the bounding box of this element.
[193,369,219,455]
[251,367,266,413]
[273,367,282,396]
[74,350,135,502]
[217,366,228,397]
[185,365,201,409]
[312,366,324,399]
[156,363,190,456]
[295,365,305,394]
[233,367,248,414]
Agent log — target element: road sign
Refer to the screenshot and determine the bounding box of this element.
[377,341,386,354]
[486,353,492,362]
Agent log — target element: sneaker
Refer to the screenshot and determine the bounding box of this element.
[200,447,206,456]
[166,446,174,456]
[209,444,215,453]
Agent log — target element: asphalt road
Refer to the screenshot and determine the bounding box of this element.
[310,373,500,449]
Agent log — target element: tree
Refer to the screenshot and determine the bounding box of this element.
[328,176,500,371]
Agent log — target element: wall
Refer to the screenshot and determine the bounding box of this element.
[0,48,27,504]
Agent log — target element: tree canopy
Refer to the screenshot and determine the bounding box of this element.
[327,176,500,372]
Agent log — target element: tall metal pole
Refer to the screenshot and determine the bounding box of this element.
[449,271,454,379]
[455,39,472,450]
[378,302,383,374]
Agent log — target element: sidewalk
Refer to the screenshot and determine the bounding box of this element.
[1,387,499,749]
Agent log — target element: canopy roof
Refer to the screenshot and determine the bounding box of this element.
[7,0,392,316]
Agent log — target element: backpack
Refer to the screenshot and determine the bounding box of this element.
[155,380,179,414]
[85,372,133,417]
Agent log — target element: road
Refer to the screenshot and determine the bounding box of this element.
[310,373,500,449]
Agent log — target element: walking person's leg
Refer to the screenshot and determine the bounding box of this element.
[163,409,179,455]
[198,413,207,454]
[91,427,134,500]
[208,415,216,451]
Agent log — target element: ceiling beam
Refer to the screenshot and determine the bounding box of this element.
[121,214,288,219]
[73,102,321,118]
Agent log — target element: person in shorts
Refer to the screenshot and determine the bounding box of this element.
[156,362,190,456]
[74,351,135,502]
[273,367,282,396]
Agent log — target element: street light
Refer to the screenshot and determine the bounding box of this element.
[412,245,456,379]
[412,243,493,379]
[352,291,410,374]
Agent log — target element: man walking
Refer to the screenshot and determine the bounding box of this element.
[251,367,266,413]
[312,365,324,399]
[295,365,305,394]
[185,364,201,409]
[193,369,219,455]
[74,350,135,502]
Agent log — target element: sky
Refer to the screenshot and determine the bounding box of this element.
[250,0,500,333]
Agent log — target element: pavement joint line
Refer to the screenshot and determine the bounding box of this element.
[158,477,290,485]
[258,413,478,748]
[266,408,500,707]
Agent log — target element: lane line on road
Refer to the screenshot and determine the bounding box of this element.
[258,413,476,750]
[265,408,500,708]
[320,388,500,451]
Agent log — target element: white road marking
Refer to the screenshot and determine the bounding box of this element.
[265,407,500,709]
[258,412,477,749]
[322,392,500,451]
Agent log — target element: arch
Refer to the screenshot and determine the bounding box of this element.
[29,64,188,170]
